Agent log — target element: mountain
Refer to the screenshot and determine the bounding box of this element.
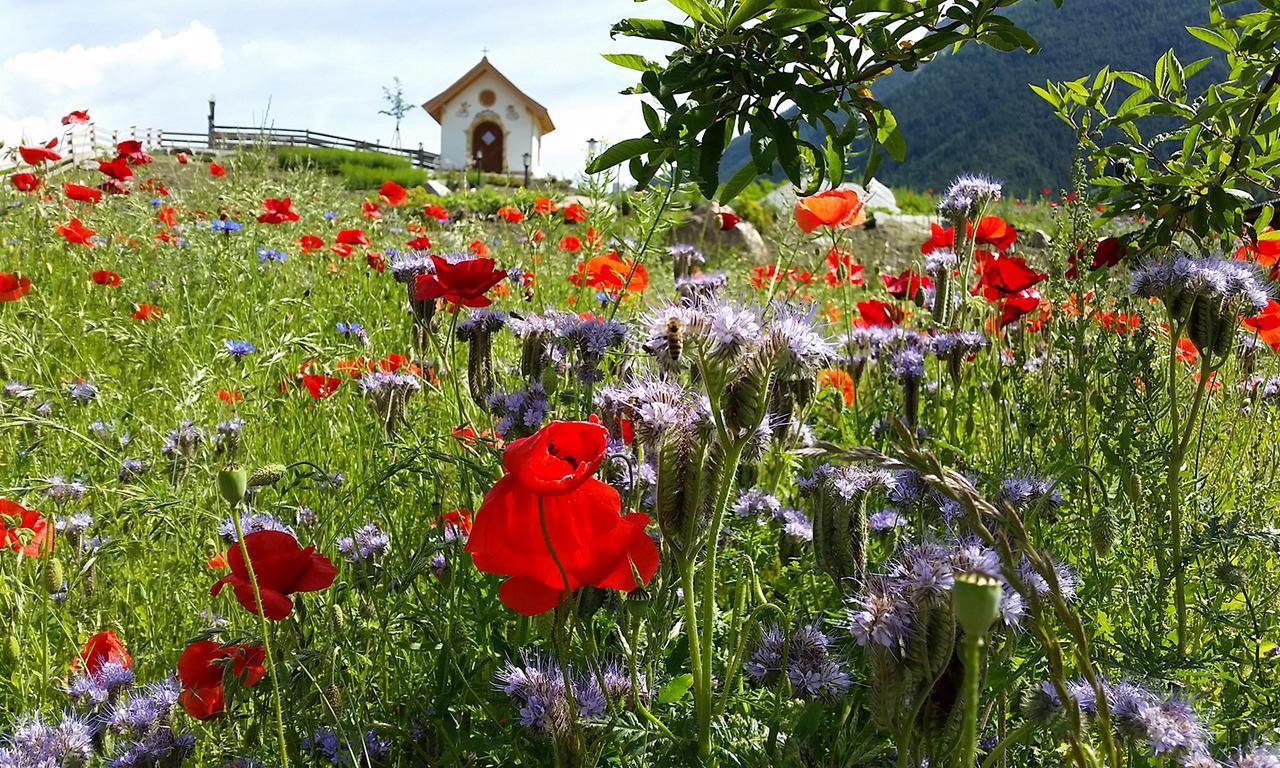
[720,0,1228,195]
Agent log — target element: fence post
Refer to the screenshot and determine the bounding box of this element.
[131,125,137,141]
[207,97,217,149]
[89,123,96,149]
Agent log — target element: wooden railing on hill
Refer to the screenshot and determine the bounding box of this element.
[2,122,438,171]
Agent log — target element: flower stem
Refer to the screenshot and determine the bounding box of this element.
[959,632,985,768]
[230,503,290,768]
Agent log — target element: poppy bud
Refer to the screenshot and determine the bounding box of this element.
[467,333,495,411]
[0,635,18,672]
[1124,473,1142,507]
[1215,562,1247,588]
[539,365,560,396]
[1090,503,1118,556]
[325,684,344,713]
[217,466,248,507]
[331,603,347,633]
[248,463,288,488]
[43,557,65,595]
[577,586,607,620]
[952,573,1003,636]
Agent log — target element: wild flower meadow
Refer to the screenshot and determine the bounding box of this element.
[4,3,1280,766]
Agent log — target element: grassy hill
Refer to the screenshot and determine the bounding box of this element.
[720,0,1228,194]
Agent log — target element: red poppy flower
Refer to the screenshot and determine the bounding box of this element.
[976,252,1046,300]
[465,421,659,615]
[496,206,525,223]
[116,141,153,166]
[298,235,324,253]
[973,215,1017,252]
[413,255,507,308]
[533,197,557,215]
[0,498,52,557]
[423,203,449,221]
[362,200,382,219]
[920,223,955,255]
[468,240,490,257]
[794,189,865,233]
[581,252,648,294]
[857,300,904,327]
[1244,299,1280,350]
[998,289,1042,327]
[336,229,370,247]
[91,270,121,287]
[301,373,341,399]
[131,304,162,321]
[97,156,133,181]
[1235,228,1280,268]
[1089,237,1126,270]
[257,197,300,224]
[880,269,932,301]
[177,640,265,720]
[218,389,243,404]
[750,264,777,289]
[718,211,740,230]
[377,353,415,374]
[176,152,189,165]
[367,252,387,272]
[824,248,865,287]
[562,203,586,224]
[56,218,96,246]
[10,172,40,192]
[64,182,103,204]
[19,139,60,165]
[0,273,32,302]
[379,181,408,206]
[210,530,336,620]
[406,236,432,250]
[61,110,90,125]
[817,369,855,406]
[434,509,473,540]
[73,630,130,675]
[209,162,226,177]
[558,235,582,253]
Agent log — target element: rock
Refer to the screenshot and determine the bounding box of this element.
[423,180,451,197]
[1027,229,1053,249]
[561,194,618,216]
[671,203,771,262]
[872,213,935,249]
[761,179,900,215]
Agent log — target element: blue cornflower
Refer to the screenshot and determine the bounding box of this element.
[223,339,255,359]
[336,321,368,345]
[211,218,242,233]
[68,380,98,401]
[322,211,338,221]
[256,247,286,264]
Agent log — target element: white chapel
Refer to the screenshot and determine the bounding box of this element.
[422,57,554,177]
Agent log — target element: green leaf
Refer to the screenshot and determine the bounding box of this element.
[727,0,774,29]
[657,673,695,704]
[668,0,721,25]
[697,120,729,199]
[877,110,906,162]
[587,138,661,174]
[601,53,660,72]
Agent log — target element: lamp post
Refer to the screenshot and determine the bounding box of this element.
[474,150,484,189]
[207,95,217,149]
[586,137,599,161]
[522,151,532,188]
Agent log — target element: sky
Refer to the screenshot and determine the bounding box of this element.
[0,0,678,179]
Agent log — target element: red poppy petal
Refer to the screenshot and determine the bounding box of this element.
[498,576,565,616]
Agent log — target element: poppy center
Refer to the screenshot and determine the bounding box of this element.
[546,441,580,473]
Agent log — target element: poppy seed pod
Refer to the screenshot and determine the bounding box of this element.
[248,463,287,488]
[952,573,1003,635]
[217,465,248,507]
[43,556,64,595]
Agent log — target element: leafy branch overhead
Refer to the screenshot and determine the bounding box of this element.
[1036,0,1280,253]
[591,0,1063,202]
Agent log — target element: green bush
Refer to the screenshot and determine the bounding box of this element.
[337,163,427,191]
[275,147,411,174]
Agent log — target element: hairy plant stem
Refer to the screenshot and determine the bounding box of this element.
[538,497,583,768]
[695,438,746,762]
[230,502,290,768]
[958,632,985,768]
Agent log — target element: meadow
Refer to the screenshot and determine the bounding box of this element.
[3,1,1280,766]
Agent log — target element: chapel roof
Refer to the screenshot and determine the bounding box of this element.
[422,57,555,134]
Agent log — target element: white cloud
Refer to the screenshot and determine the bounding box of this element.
[3,21,222,91]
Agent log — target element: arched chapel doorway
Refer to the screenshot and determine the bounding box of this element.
[472,121,504,172]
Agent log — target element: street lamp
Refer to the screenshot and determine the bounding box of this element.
[522,151,532,187]
[586,137,599,160]
[473,150,484,188]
